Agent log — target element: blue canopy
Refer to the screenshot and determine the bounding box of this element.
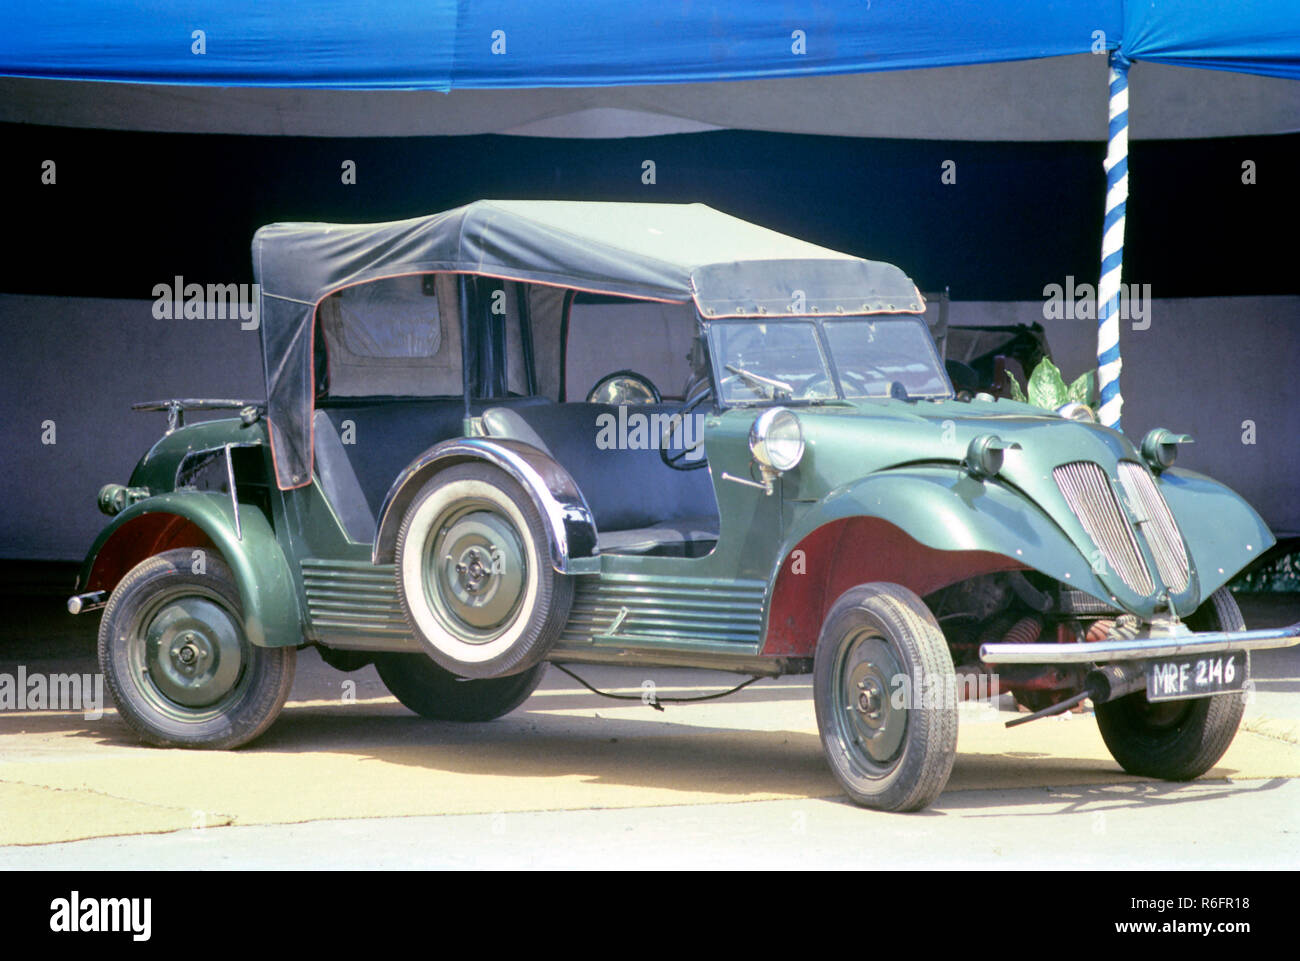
[2,1,1297,88]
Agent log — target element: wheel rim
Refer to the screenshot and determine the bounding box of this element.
[127,588,250,720]
[423,500,528,640]
[832,629,908,775]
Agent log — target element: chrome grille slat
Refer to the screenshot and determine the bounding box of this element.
[1053,461,1154,595]
[1118,462,1191,592]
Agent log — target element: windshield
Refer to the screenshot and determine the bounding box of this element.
[710,316,951,404]
[823,317,951,399]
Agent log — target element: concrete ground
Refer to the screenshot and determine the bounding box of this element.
[1,582,1297,869]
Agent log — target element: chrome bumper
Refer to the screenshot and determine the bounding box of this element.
[981,620,1300,665]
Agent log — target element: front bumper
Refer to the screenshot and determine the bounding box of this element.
[981,620,1300,665]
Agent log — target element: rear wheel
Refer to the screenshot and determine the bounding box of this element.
[813,583,958,812]
[1095,588,1247,780]
[395,463,573,679]
[98,549,296,749]
[376,654,545,721]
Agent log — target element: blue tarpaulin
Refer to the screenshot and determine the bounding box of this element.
[2,1,1297,89]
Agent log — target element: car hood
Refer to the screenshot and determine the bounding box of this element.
[785,396,1198,610]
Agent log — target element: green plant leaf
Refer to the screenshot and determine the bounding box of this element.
[1067,370,1096,407]
[1006,372,1027,403]
[1027,357,1069,410]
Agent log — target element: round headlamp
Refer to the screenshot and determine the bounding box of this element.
[1056,402,1096,423]
[749,407,804,472]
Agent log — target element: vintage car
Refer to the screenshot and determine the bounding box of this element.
[70,200,1299,811]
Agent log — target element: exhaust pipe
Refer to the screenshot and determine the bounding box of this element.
[1085,663,1146,703]
[1006,663,1146,728]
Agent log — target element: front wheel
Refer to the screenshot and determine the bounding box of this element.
[1095,587,1247,780]
[813,583,958,812]
[98,549,296,749]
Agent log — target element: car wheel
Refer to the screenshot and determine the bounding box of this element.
[1095,588,1246,780]
[395,462,574,679]
[375,654,546,721]
[813,583,958,812]
[98,549,296,749]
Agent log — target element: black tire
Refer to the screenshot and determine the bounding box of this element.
[1095,587,1247,780]
[98,549,296,749]
[813,583,958,812]
[395,462,574,679]
[375,654,546,721]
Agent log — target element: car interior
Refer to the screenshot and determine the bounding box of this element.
[309,276,722,556]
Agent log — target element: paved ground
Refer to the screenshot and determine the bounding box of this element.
[1,590,1296,868]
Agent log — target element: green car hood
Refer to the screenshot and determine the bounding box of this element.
[776,397,1272,616]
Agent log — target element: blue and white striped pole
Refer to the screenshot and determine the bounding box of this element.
[1097,50,1130,431]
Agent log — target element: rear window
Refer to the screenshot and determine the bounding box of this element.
[318,275,461,396]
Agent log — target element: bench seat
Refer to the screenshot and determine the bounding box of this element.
[482,402,719,555]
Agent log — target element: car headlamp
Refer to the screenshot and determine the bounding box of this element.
[749,407,804,472]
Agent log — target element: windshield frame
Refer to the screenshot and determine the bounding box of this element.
[703,313,953,409]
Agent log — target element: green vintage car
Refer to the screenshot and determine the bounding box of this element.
[71,201,1299,811]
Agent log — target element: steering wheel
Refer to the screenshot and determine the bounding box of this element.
[797,375,837,400]
[587,370,661,405]
[660,390,712,471]
[837,368,885,396]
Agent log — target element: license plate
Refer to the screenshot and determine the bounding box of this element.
[1146,652,1247,702]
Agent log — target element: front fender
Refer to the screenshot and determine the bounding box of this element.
[783,467,1112,603]
[1159,467,1275,599]
[78,492,302,647]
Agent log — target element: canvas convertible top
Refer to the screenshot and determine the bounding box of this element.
[252,200,923,489]
[253,200,923,312]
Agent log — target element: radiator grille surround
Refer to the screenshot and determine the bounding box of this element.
[1053,461,1155,596]
[1117,461,1191,593]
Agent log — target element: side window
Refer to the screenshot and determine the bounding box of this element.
[564,296,698,402]
[317,275,462,396]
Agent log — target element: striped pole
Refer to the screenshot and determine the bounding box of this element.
[1097,50,1130,431]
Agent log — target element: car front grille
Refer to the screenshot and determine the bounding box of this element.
[1117,461,1191,593]
[1053,461,1155,596]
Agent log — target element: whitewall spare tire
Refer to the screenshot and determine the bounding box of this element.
[394,462,573,678]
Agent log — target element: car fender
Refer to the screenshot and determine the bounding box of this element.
[370,438,600,574]
[77,492,302,647]
[761,467,1113,656]
[1157,467,1274,598]
[798,467,1107,590]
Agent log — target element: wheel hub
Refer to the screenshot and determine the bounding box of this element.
[142,596,245,708]
[838,635,908,767]
[427,507,527,636]
[454,546,499,595]
[856,678,885,718]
